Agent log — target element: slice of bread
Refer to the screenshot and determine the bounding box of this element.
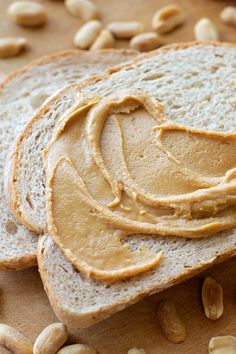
[0,49,136,270]
[34,42,236,327]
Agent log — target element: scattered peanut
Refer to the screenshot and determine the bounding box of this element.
[65,0,99,21]
[107,21,144,39]
[90,29,114,50]
[128,348,146,354]
[202,277,223,320]
[129,32,161,52]
[0,323,33,354]
[57,343,97,354]
[7,1,47,27]
[157,300,186,343]
[74,20,102,49]
[194,18,218,41]
[220,6,236,27]
[33,323,68,354]
[152,5,185,34]
[0,37,27,58]
[208,336,236,354]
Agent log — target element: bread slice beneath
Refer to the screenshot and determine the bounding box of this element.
[0,49,136,270]
[35,42,236,327]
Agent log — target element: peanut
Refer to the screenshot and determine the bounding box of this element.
[0,323,33,354]
[128,348,146,354]
[129,32,161,52]
[107,21,144,39]
[90,29,114,50]
[65,0,99,21]
[157,300,186,343]
[220,6,236,27]
[33,323,68,354]
[202,277,223,320]
[57,344,97,354]
[74,20,102,49]
[208,336,236,353]
[152,5,185,34]
[194,18,218,41]
[0,37,27,58]
[7,1,47,27]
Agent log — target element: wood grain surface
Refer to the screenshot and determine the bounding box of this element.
[1,0,236,353]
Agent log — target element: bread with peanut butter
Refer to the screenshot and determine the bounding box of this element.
[32,42,236,327]
[44,89,236,282]
[0,49,136,270]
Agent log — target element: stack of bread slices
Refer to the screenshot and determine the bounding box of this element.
[3,43,236,328]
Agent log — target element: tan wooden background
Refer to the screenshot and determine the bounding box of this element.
[1,0,236,353]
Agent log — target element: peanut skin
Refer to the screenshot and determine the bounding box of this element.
[157,301,186,343]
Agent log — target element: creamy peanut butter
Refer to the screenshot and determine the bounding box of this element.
[44,90,236,282]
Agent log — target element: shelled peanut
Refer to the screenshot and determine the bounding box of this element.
[208,336,236,353]
[157,300,186,344]
[57,344,97,353]
[130,32,161,52]
[152,5,186,33]
[107,21,144,39]
[127,348,146,354]
[202,277,223,320]
[0,37,27,58]
[90,29,114,50]
[65,0,99,21]
[8,1,47,27]
[74,20,102,49]
[221,6,236,27]
[194,18,218,41]
[0,323,33,354]
[33,323,68,354]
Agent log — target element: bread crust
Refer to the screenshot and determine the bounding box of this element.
[0,255,37,271]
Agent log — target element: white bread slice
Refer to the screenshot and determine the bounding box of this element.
[0,49,136,270]
[35,42,236,328]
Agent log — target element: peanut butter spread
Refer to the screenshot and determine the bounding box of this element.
[44,90,236,282]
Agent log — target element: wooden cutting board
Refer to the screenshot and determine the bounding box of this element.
[1,0,236,353]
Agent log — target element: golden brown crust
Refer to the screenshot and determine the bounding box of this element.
[0,254,37,271]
